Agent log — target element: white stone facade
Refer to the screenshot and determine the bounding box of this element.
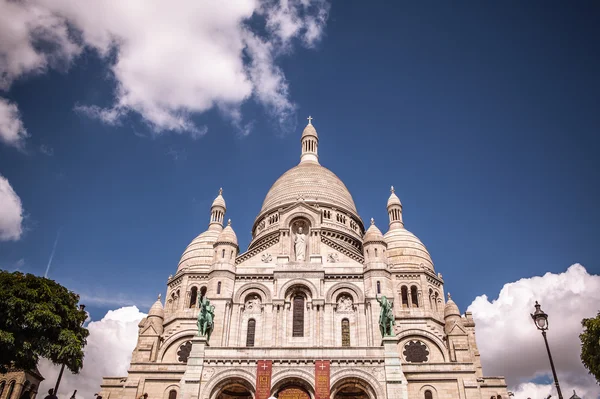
[99,120,508,399]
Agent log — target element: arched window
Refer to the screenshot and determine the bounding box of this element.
[434,292,439,311]
[221,249,225,258]
[411,286,419,307]
[428,289,433,309]
[217,281,222,294]
[6,381,15,399]
[189,287,198,308]
[374,248,378,257]
[246,319,256,347]
[341,319,350,347]
[424,390,433,399]
[401,286,409,308]
[292,295,305,337]
[0,381,6,398]
[168,390,177,399]
[376,281,381,294]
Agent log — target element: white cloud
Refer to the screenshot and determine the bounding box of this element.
[0,0,80,91]
[38,306,146,399]
[0,97,29,149]
[0,0,330,136]
[468,264,600,398]
[0,174,24,241]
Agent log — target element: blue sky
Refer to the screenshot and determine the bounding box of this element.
[2,1,600,395]
[1,0,599,329]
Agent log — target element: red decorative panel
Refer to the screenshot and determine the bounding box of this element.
[314,360,330,399]
[255,360,272,399]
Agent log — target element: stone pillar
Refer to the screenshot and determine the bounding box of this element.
[180,336,208,399]
[382,336,408,399]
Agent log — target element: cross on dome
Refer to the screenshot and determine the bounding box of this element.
[391,186,395,193]
[307,115,313,125]
[370,218,375,225]
[227,219,231,226]
[447,292,452,300]
[219,187,223,195]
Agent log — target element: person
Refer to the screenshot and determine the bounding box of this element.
[44,389,58,399]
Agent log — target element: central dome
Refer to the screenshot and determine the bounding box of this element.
[260,162,358,215]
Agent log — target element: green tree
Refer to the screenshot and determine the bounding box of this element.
[580,311,600,383]
[0,270,89,374]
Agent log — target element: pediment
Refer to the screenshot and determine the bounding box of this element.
[141,323,158,336]
[448,322,467,335]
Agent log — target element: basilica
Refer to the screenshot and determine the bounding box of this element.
[99,119,508,399]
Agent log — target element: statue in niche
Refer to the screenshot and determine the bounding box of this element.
[245,295,261,312]
[336,295,353,312]
[293,222,308,262]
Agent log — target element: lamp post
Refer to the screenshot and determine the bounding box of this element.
[54,304,86,395]
[531,301,563,399]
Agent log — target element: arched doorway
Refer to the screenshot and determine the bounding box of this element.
[271,377,313,399]
[213,379,254,399]
[331,378,375,399]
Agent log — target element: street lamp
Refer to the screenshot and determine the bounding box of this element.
[55,304,86,395]
[531,301,563,399]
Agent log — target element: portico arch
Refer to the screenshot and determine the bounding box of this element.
[270,373,315,399]
[206,373,256,399]
[330,370,383,399]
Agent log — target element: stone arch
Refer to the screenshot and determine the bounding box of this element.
[163,384,180,399]
[325,282,365,304]
[157,331,196,362]
[234,282,272,303]
[419,384,438,399]
[330,369,383,399]
[204,371,256,399]
[270,371,315,399]
[396,329,447,362]
[278,279,318,300]
[279,206,319,231]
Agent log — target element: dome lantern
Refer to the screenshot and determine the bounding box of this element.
[387,186,403,229]
[210,188,227,228]
[300,116,319,164]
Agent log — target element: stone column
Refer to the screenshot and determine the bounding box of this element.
[180,336,208,399]
[382,336,408,399]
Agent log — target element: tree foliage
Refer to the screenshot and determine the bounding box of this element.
[580,311,600,383]
[0,270,89,374]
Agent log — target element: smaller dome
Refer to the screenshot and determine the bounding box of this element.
[384,227,434,271]
[216,219,238,246]
[364,218,385,244]
[387,186,402,208]
[301,118,318,139]
[444,293,461,319]
[212,188,226,209]
[148,294,164,319]
[178,228,221,270]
